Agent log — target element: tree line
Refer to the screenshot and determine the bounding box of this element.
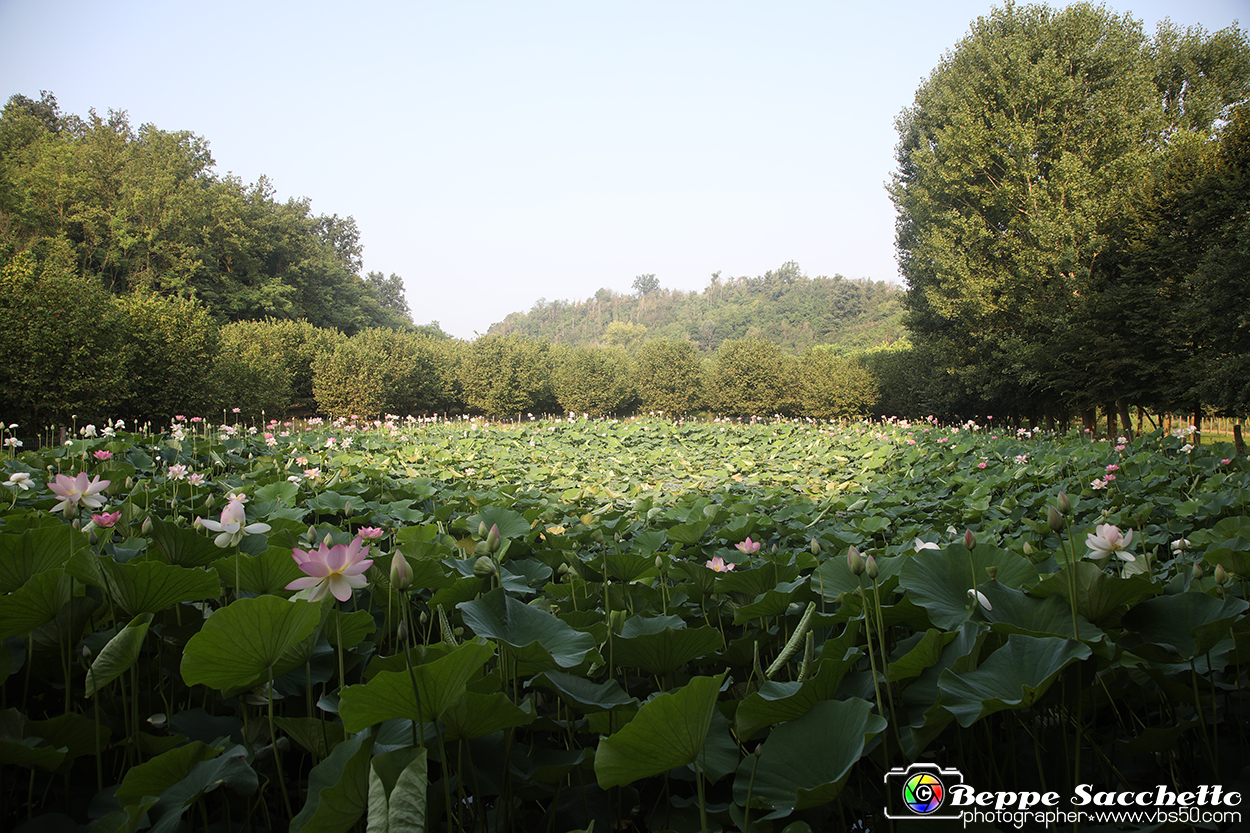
[489,262,906,356]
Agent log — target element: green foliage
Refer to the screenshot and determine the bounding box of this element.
[312,328,453,419]
[0,254,131,428]
[115,292,219,424]
[491,263,905,357]
[552,346,635,417]
[458,334,556,418]
[633,340,705,415]
[797,348,878,420]
[709,338,789,416]
[892,5,1250,418]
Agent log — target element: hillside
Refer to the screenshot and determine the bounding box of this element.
[488,261,906,354]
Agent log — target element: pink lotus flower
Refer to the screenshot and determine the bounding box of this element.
[736,537,761,555]
[93,450,113,461]
[285,536,374,602]
[197,499,271,548]
[358,526,385,540]
[706,556,736,573]
[1222,458,1233,465]
[976,462,987,469]
[168,464,187,481]
[91,511,121,528]
[1105,464,1119,472]
[47,472,110,514]
[1086,524,1135,562]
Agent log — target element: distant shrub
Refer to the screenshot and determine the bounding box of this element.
[0,254,131,430]
[211,321,295,420]
[709,338,787,417]
[313,328,450,419]
[459,334,556,418]
[115,292,219,424]
[797,348,878,420]
[634,340,705,415]
[553,346,636,417]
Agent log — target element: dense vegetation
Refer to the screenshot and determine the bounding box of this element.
[1,416,1246,832]
[488,264,906,357]
[892,4,1250,428]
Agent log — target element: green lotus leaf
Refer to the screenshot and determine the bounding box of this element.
[100,558,222,618]
[290,731,371,833]
[148,516,225,568]
[458,587,595,671]
[0,570,71,640]
[1030,561,1161,624]
[938,634,1092,727]
[467,505,531,540]
[441,691,534,740]
[899,544,1039,629]
[595,673,724,789]
[367,747,428,833]
[85,613,152,696]
[981,583,1105,643]
[215,546,304,596]
[732,698,885,819]
[180,595,323,692]
[611,622,724,675]
[0,524,72,593]
[530,670,636,713]
[735,648,863,739]
[338,639,496,731]
[1121,591,1250,662]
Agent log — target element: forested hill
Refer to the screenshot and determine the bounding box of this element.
[487,262,906,355]
[0,92,415,334]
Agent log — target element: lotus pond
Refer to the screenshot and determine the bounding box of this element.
[1,415,1248,832]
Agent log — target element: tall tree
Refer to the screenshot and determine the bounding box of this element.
[890,3,1250,415]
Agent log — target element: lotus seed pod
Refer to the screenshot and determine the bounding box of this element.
[1047,505,1064,532]
[486,523,502,553]
[1215,564,1229,585]
[847,546,865,576]
[865,555,878,579]
[473,555,497,577]
[964,529,977,551]
[986,565,998,579]
[1057,491,1071,515]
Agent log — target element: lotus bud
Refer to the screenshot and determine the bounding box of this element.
[865,555,878,579]
[419,611,428,625]
[1193,563,1204,580]
[964,529,976,551]
[397,618,408,644]
[986,565,998,580]
[323,533,334,547]
[486,523,502,553]
[88,529,98,545]
[205,494,215,510]
[609,609,626,632]
[1022,541,1034,557]
[72,519,81,531]
[1057,491,1071,515]
[810,538,821,555]
[125,477,133,489]
[473,555,497,577]
[390,552,413,590]
[306,525,317,544]
[655,555,664,572]
[1047,505,1064,532]
[141,516,153,535]
[847,546,865,576]
[478,521,488,539]
[1215,564,1229,585]
[755,743,764,758]
[192,516,203,531]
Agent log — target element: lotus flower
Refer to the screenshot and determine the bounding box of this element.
[197,499,271,548]
[285,536,374,602]
[968,588,992,611]
[358,526,385,540]
[91,511,121,528]
[706,556,736,572]
[914,537,940,552]
[1085,524,1134,562]
[6,472,32,491]
[93,450,113,461]
[47,472,110,514]
[735,537,761,555]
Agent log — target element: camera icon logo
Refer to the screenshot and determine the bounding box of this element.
[884,762,966,820]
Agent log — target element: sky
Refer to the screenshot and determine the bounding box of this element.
[1,1,1245,339]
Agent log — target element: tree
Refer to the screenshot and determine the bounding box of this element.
[709,338,787,417]
[365,271,412,321]
[890,4,1250,415]
[634,340,705,415]
[552,346,636,417]
[632,274,660,296]
[459,334,556,418]
[797,348,878,420]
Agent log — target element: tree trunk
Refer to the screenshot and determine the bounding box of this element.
[1235,423,1245,457]
[1082,408,1097,439]
[1117,400,1134,443]
[1106,404,1116,441]
[1193,410,1203,446]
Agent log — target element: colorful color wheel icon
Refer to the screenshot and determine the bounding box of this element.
[903,772,945,814]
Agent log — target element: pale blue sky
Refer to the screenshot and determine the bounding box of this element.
[1,1,1244,338]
